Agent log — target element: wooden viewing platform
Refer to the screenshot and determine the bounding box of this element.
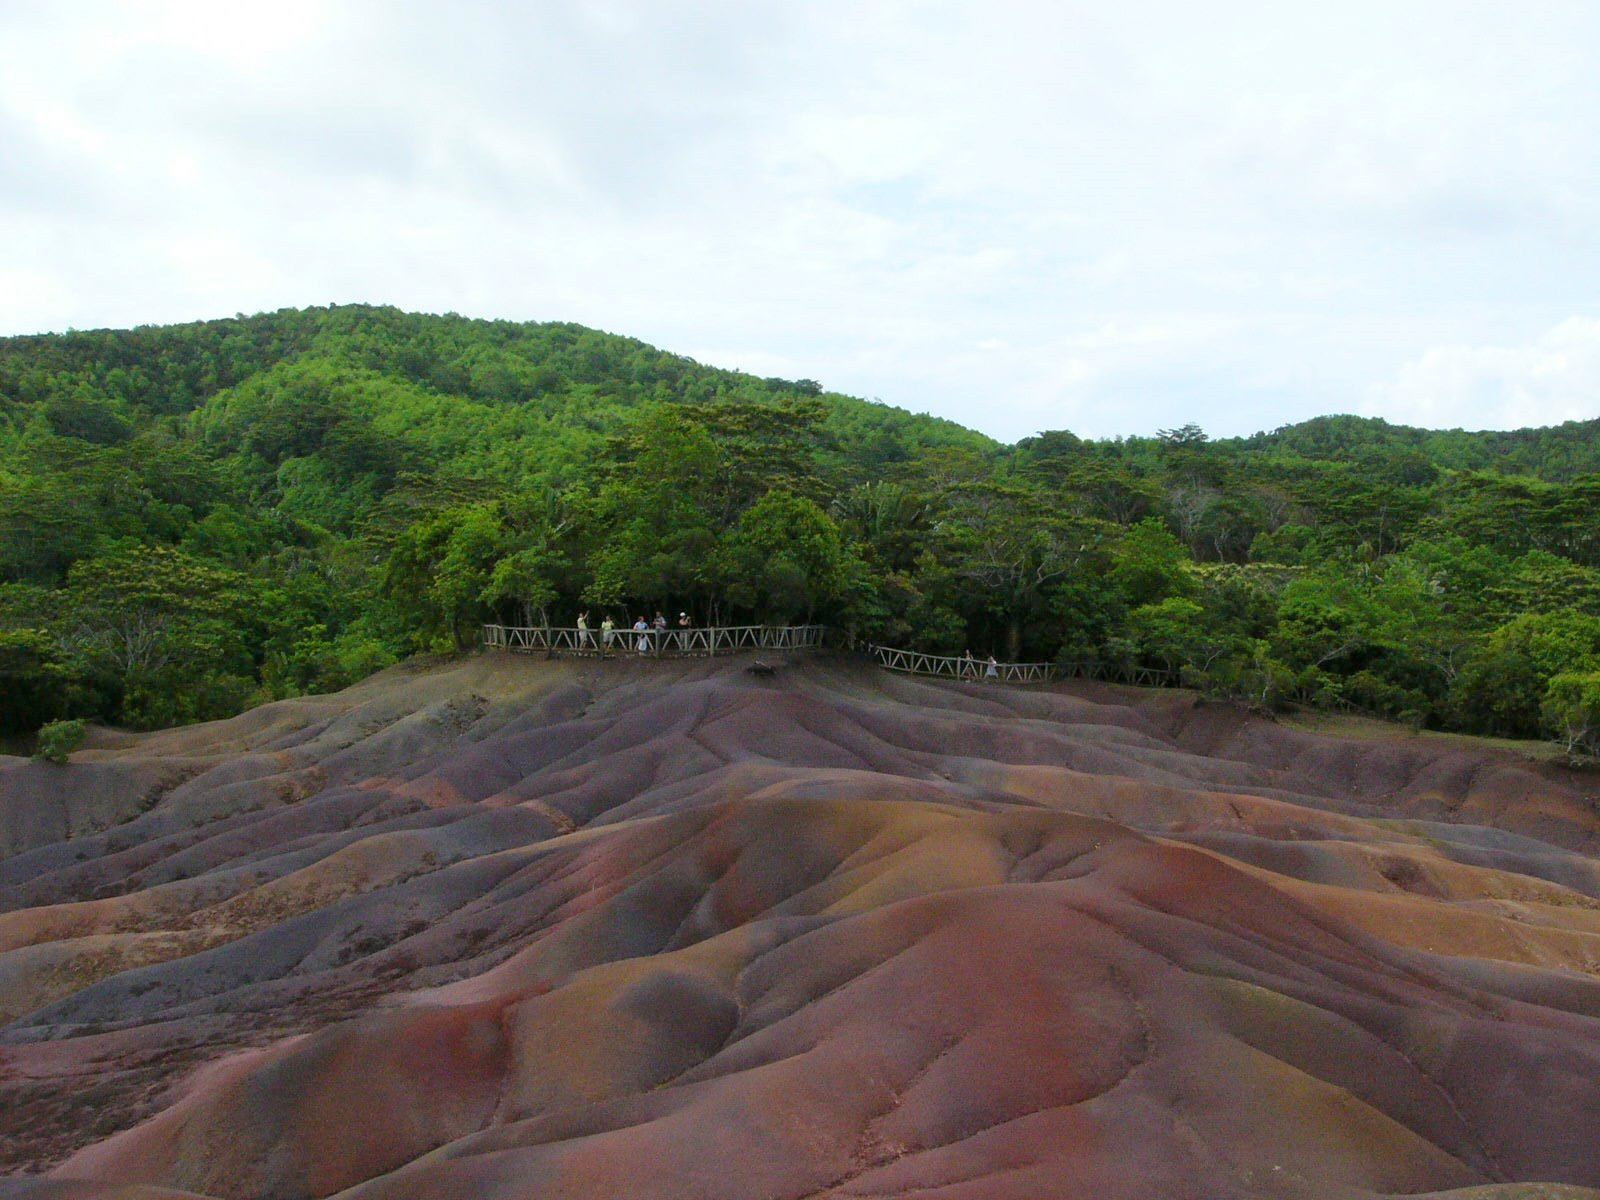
[483,623,826,657]
[482,623,1060,685]
[1055,660,1181,688]
[854,642,1056,684]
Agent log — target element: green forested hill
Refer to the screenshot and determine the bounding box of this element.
[1235,413,1600,480]
[2,305,1598,753]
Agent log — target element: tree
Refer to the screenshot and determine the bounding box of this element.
[677,397,829,520]
[483,547,561,628]
[1194,494,1266,562]
[584,407,721,613]
[716,492,849,622]
[1543,672,1600,756]
[1109,518,1195,608]
[1127,598,1223,676]
[0,628,69,733]
[382,503,506,651]
[937,482,1105,660]
[830,482,931,573]
[17,302,1600,744]
[59,544,255,728]
[1430,473,1600,565]
[1491,550,1600,618]
[1023,454,1159,526]
[1267,573,1371,707]
[1156,423,1209,447]
[1482,611,1600,680]
[33,718,86,763]
[1449,642,1546,738]
[42,388,132,444]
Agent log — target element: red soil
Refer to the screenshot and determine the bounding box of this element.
[2,652,1598,1199]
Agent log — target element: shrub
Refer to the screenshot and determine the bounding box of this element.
[1543,671,1600,758]
[33,718,87,764]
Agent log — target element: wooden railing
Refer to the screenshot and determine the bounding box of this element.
[482,623,827,657]
[483,622,1060,685]
[1055,660,1181,688]
[481,623,1199,691]
[854,642,1056,684]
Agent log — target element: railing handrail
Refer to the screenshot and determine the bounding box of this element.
[482,622,1057,684]
[482,623,828,658]
[1053,658,1181,687]
[850,639,1055,683]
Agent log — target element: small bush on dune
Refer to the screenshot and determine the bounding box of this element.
[33,718,86,764]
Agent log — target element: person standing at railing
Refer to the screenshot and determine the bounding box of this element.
[986,655,999,681]
[677,611,692,651]
[634,615,651,653]
[652,611,668,653]
[962,649,977,679]
[577,610,593,655]
[601,615,615,656]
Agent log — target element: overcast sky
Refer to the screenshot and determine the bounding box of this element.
[3,1,1597,442]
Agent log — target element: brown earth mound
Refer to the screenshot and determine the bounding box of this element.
[2,652,1599,1199]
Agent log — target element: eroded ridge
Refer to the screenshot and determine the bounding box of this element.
[2,652,1599,1199]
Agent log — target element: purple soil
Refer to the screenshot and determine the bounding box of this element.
[2,651,1599,1200]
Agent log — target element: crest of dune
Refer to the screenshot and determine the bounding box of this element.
[2,652,1599,1199]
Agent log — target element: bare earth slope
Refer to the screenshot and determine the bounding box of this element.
[2,652,1599,1200]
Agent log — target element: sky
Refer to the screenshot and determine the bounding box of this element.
[2,1,1598,443]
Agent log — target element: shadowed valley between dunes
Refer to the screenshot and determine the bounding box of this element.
[2,652,1600,1200]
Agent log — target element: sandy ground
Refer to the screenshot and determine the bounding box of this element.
[2,650,1598,1200]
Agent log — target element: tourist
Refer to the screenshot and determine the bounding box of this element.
[577,609,592,654]
[986,655,999,681]
[634,615,651,653]
[601,615,615,655]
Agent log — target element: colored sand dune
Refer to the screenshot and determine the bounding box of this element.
[2,653,1599,1199]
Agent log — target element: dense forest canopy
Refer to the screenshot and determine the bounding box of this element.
[3,304,1599,753]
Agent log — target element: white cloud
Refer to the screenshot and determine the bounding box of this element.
[1,1,1598,441]
[1370,318,1600,430]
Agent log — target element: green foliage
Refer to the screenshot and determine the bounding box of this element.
[1450,643,1546,738]
[1484,611,1600,679]
[1248,523,1319,565]
[484,549,560,628]
[1127,597,1210,672]
[1492,550,1600,617]
[717,492,849,622]
[382,504,502,652]
[0,434,228,584]
[59,543,257,728]
[43,388,132,444]
[33,718,86,763]
[1429,472,1600,565]
[933,481,1107,659]
[1271,580,1365,674]
[1110,518,1196,608]
[830,482,931,573]
[0,625,69,733]
[584,406,721,611]
[1543,672,1600,756]
[4,303,1598,747]
[262,623,398,698]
